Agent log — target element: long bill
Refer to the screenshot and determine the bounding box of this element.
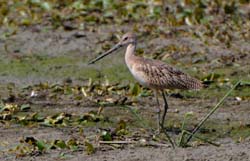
[88,43,122,65]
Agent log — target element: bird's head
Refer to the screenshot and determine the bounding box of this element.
[88,32,136,65]
[118,32,136,46]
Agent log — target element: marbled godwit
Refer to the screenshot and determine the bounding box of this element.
[88,32,203,147]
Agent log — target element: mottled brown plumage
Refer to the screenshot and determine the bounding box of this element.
[89,32,203,147]
[130,57,203,90]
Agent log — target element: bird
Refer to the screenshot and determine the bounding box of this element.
[88,32,203,147]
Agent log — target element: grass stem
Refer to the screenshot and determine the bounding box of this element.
[185,80,241,144]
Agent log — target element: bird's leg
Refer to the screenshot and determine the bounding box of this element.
[161,90,175,148]
[161,91,169,127]
[154,90,161,133]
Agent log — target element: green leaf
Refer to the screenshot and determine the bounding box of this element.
[115,120,126,132]
[21,18,32,26]
[85,141,95,155]
[101,131,112,141]
[40,2,52,11]
[36,140,46,151]
[71,1,85,10]
[29,0,41,4]
[20,104,31,111]
[129,83,141,96]
[54,140,67,149]
[67,138,78,150]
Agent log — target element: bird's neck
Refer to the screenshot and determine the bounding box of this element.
[125,43,137,67]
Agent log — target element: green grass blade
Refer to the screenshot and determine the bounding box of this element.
[185,80,241,144]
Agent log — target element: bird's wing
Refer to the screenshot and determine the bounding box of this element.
[136,59,203,90]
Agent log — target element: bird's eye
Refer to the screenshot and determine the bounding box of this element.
[123,37,128,41]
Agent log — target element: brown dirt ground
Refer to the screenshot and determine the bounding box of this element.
[0,24,250,161]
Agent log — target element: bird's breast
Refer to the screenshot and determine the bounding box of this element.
[127,64,150,87]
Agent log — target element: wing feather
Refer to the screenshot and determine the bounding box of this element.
[135,59,203,90]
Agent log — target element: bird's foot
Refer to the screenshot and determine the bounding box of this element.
[159,124,176,148]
